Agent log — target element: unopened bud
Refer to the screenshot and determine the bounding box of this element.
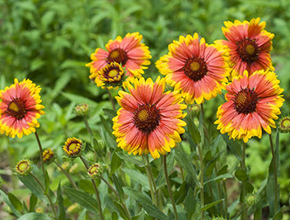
[75,103,90,116]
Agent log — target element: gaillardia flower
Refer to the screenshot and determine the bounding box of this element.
[63,137,83,158]
[156,33,228,104]
[0,79,45,138]
[220,18,274,77]
[87,32,151,79]
[113,77,187,159]
[90,62,125,89]
[43,148,55,164]
[215,69,284,142]
[16,159,33,176]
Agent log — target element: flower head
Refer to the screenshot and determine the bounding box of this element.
[74,103,90,116]
[43,148,55,164]
[90,62,126,89]
[156,33,228,104]
[245,193,258,207]
[16,159,33,175]
[278,116,290,133]
[87,32,151,79]
[220,18,274,77]
[88,163,103,179]
[215,70,284,142]
[0,79,45,138]
[113,77,187,159]
[63,138,83,158]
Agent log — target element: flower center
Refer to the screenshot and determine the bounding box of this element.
[108,48,128,65]
[68,143,78,151]
[133,104,161,134]
[108,69,118,78]
[7,98,26,119]
[234,88,259,114]
[18,161,29,173]
[183,57,207,81]
[236,38,259,63]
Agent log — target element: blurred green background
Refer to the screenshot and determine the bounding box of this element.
[1,0,290,214]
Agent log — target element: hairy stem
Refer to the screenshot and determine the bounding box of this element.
[54,161,78,189]
[269,133,278,214]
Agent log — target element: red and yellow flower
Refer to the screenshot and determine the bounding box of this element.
[87,32,151,79]
[0,79,45,138]
[215,69,284,142]
[220,18,274,77]
[113,77,187,159]
[156,33,228,104]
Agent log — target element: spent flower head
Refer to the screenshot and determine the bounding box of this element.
[74,103,90,116]
[63,137,83,158]
[278,116,290,133]
[245,193,258,207]
[43,148,55,164]
[88,163,104,179]
[16,159,33,176]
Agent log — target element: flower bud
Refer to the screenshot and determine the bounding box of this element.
[16,160,33,176]
[74,103,90,116]
[88,163,103,179]
[245,193,258,207]
[63,137,83,158]
[278,116,290,133]
[43,148,54,164]
[67,203,81,214]
[190,104,201,116]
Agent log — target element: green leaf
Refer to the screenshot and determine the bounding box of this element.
[116,152,145,167]
[0,189,22,217]
[64,187,99,214]
[18,174,46,201]
[185,188,196,220]
[234,169,248,182]
[175,147,200,187]
[8,193,23,212]
[222,134,242,161]
[111,149,122,174]
[186,114,201,144]
[79,179,95,194]
[57,184,66,220]
[122,168,149,190]
[113,201,130,220]
[29,194,37,212]
[77,210,87,220]
[111,174,125,201]
[267,131,280,217]
[123,187,169,220]
[204,173,233,185]
[17,213,52,220]
[201,199,224,211]
[103,108,116,121]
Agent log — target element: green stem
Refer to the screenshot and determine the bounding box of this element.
[54,161,78,189]
[241,142,247,220]
[34,131,45,178]
[80,156,104,220]
[100,176,131,219]
[143,156,156,206]
[106,88,116,111]
[164,155,178,220]
[215,166,224,217]
[84,117,94,137]
[30,173,57,219]
[269,133,278,214]
[197,144,205,220]
[223,181,228,220]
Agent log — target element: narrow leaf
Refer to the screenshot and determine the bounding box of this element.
[201,199,224,211]
[17,213,52,220]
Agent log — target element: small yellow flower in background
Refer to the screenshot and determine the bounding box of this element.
[0,79,45,138]
[219,17,274,77]
[16,159,33,176]
[63,138,83,158]
[113,77,187,159]
[88,163,103,179]
[67,203,80,214]
[43,148,55,164]
[278,116,290,133]
[74,103,90,116]
[86,32,151,79]
[90,62,126,90]
[156,33,229,104]
[215,69,284,142]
